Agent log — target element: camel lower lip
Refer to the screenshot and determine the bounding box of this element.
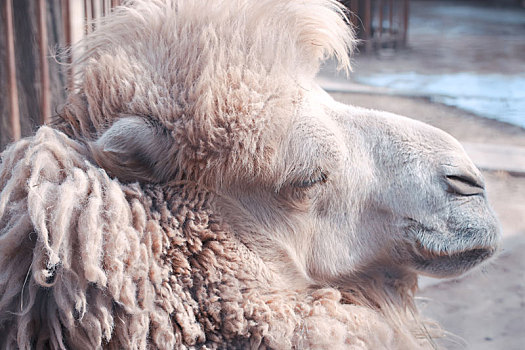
[417,246,495,261]
[411,246,497,277]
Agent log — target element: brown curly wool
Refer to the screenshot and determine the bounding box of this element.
[0,127,422,349]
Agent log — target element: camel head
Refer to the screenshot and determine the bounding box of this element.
[208,84,500,289]
[62,0,500,291]
[275,87,500,281]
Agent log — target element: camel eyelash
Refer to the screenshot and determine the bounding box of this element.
[295,169,328,188]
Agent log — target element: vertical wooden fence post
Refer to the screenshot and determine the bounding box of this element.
[62,0,73,90]
[378,0,384,42]
[91,0,96,29]
[388,0,394,37]
[364,0,372,52]
[84,0,91,34]
[37,0,51,124]
[4,0,21,141]
[348,0,359,29]
[403,0,409,46]
[111,0,121,9]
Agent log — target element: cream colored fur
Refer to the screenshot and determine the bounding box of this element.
[0,127,426,348]
[0,0,499,349]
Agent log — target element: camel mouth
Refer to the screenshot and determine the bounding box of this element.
[411,242,497,278]
[403,216,500,277]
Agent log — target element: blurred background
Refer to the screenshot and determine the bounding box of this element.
[1,0,524,349]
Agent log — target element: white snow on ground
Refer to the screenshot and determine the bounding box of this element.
[354,73,525,128]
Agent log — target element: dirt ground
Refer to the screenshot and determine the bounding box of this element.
[328,92,525,349]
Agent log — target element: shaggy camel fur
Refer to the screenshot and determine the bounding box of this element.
[0,0,500,349]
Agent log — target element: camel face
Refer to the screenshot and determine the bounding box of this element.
[216,87,501,285]
[63,0,499,287]
[335,103,501,279]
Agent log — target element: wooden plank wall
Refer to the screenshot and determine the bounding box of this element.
[0,0,122,150]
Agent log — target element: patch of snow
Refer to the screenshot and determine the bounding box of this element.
[355,72,525,128]
[430,5,525,26]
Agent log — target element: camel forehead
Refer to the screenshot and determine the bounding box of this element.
[70,0,354,183]
[78,0,352,125]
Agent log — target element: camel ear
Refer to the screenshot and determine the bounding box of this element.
[90,117,176,183]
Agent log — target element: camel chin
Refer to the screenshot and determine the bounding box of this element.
[403,157,500,278]
[405,196,500,278]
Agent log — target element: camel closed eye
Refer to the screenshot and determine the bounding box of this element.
[294,169,328,188]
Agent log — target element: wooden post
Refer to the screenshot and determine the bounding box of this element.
[62,0,73,90]
[388,0,394,37]
[84,0,91,34]
[62,0,72,49]
[403,0,409,46]
[4,0,21,140]
[37,0,51,124]
[364,0,372,52]
[91,0,96,28]
[378,0,383,41]
[348,0,359,29]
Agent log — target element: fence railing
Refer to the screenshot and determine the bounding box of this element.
[1,0,408,149]
[344,0,409,52]
[4,0,20,141]
[2,0,121,148]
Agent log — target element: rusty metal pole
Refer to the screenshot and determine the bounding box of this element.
[62,0,73,90]
[62,0,72,51]
[388,0,394,37]
[351,0,358,20]
[4,0,21,141]
[403,0,409,47]
[364,0,372,52]
[378,0,383,42]
[91,0,96,29]
[353,0,359,34]
[37,0,51,124]
[84,0,91,34]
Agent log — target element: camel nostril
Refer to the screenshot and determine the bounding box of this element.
[445,174,485,196]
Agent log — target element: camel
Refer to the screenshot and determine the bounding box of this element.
[0,0,500,348]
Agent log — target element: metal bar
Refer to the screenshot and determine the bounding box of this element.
[403,0,409,46]
[388,0,393,36]
[102,0,107,17]
[84,0,90,34]
[62,0,73,90]
[37,0,51,124]
[349,0,359,29]
[84,0,96,33]
[91,0,96,28]
[364,0,372,52]
[354,0,359,33]
[378,0,383,39]
[62,0,72,48]
[4,0,21,141]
